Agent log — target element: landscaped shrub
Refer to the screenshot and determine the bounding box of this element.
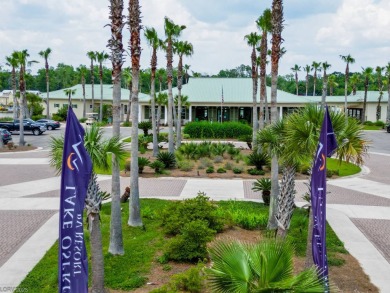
[150,160,165,174]
[158,133,168,142]
[160,193,224,236]
[122,121,132,127]
[247,168,265,175]
[157,151,176,168]
[224,162,233,170]
[197,141,212,158]
[184,121,252,139]
[164,220,216,262]
[247,151,270,170]
[213,155,224,163]
[211,143,227,157]
[363,120,374,126]
[217,167,226,173]
[233,167,243,174]
[206,166,215,173]
[138,157,150,174]
[374,120,385,127]
[138,121,152,136]
[178,142,198,159]
[199,157,213,169]
[227,146,240,159]
[124,159,131,173]
[79,117,87,123]
[178,160,194,172]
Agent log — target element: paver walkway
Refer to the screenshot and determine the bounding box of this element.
[0,149,390,291]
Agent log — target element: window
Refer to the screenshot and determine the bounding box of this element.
[89,105,93,109]
[62,104,68,108]
[54,103,60,108]
[72,104,77,109]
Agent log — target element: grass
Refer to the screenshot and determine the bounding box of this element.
[362,125,384,130]
[327,158,361,176]
[122,137,131,143]
[18,199,348,292]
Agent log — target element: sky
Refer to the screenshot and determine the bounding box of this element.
[1,0,390,78]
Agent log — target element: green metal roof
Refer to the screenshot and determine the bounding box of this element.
[40,84,150,102]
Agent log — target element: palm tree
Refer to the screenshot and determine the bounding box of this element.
[173,40,194,149]
[304,64,311,96]
[183,64,190,84]
[311,61,321,96]
[96,51,109,122]
[320,62,331,108]
[145,27,163,157]
[107,0,125,256]
[256,8,272,130]
[38,48,52,118]
[123,67,132,123]
[164,17,186,154]
[5,55,18,120]
[328,74,338,96]
[208,239,325,292]
[244,32,261,147]
[77,65,88,118]
[361,67,374,123]
[340,54,356,120]
[156,68,166,92]
[349,73,360,95]
[291,64,301,95]
[12,50,37,145]
[87,51,97,111]
[49,124,126,293]
[375,66,385,121]
[268,0,284,230]
[385,63,390,123]
[128,0,143,227]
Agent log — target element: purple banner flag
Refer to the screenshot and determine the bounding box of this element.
[310,106,337,289]
[59,107,92,293]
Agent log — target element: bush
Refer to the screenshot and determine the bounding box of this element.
[178,142,198,159]
[178,160,194,172]
[183,133,191,139]
[375,120,385,127]
[211,143,227,157]
[138,157,151,174]
[217,167,226,173]
[124,159,131,173]
[122,121,132,127]
[363,120,374,126]
[138,121,152,136]
[183,121,252,139]
[233,167,243,174]
[199,157,213,169]
[32,114,44,121]
[213,155,224,163]
[52,114,63,122]
[227,146,240,159]
[164,220,216,262]
[157,151,176,168]
[79,117,87,123]
[247,151,270,170]
[224,162,233,170]
[197,141,212,158]
[55,105,68,121]
[247,168,265,175]
[150,160,165,174]
[160,192,224,236]
[206,166,214,173]
[158,133,168,142]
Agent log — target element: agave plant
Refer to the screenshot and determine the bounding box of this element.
[208,239,325,293]
[157,151,176,168]
[252,177,271,205]
[247,151,270,170]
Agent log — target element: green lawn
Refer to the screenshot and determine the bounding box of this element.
[18,199,347,292]
[362,125,384,130]
[327,157,361,176]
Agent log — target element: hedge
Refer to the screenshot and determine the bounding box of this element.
[183,121,252,139]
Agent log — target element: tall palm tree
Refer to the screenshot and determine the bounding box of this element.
[304,64,311,96]
[256,8,272,130]
[328,74,338,96]
[208,239,325,292]
[123,67,132,123]
[183,64,190,84]
[164,17,186,154]
[156,67,166,92]
[340,54,356,120]
[87,51,97,111]
[349,73,360,95]
[173,40,193,149]
[49,124,126,293]
[361,67,373,123]
[64,88,76,102]
[12,50,37,145]
[107,0,125,256]
[244,32,261,147]
[385,63,390,123]
[128,0,143,227]
[96,51,109,122]
[5,55,18,120]
[77,65,88,118]
[311,61,321,96]
[156,92,168,136]
[320,62,331,108]
[291,64,301,95]
[375,66,385,121]
[38,48,52,118]
[268,0,284,230]
[145,27,163,156]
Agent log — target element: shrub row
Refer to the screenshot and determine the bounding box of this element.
[183,121,252,139]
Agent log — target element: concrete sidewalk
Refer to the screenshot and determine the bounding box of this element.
[1,152,390,291]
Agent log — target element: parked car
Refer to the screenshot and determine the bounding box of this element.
[387,124,390,133]
[0,128,12,144]
[0,118,46,135]
[36,119,61,130]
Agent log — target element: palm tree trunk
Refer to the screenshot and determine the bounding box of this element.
[321,73,328,109]
[89,212,105,293]
[268,155,279,230]
[19,67,26,146]
[109,1,125,254]
[177,57,183,149]
[126,83,131,123]
[12,68,17,120]
[128,0,143,227]
[259,31,267,130]
[276,165,296,238]
[82,76,86,118]
[46,73,50,118]
[305,74,309,96]
[252,76,258,147]
[151,51,159,156]
[91,61,95,110]
[99,74,103,122]
[157,105,161,136]
[387,83,390,123]
[167,39,175,154]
